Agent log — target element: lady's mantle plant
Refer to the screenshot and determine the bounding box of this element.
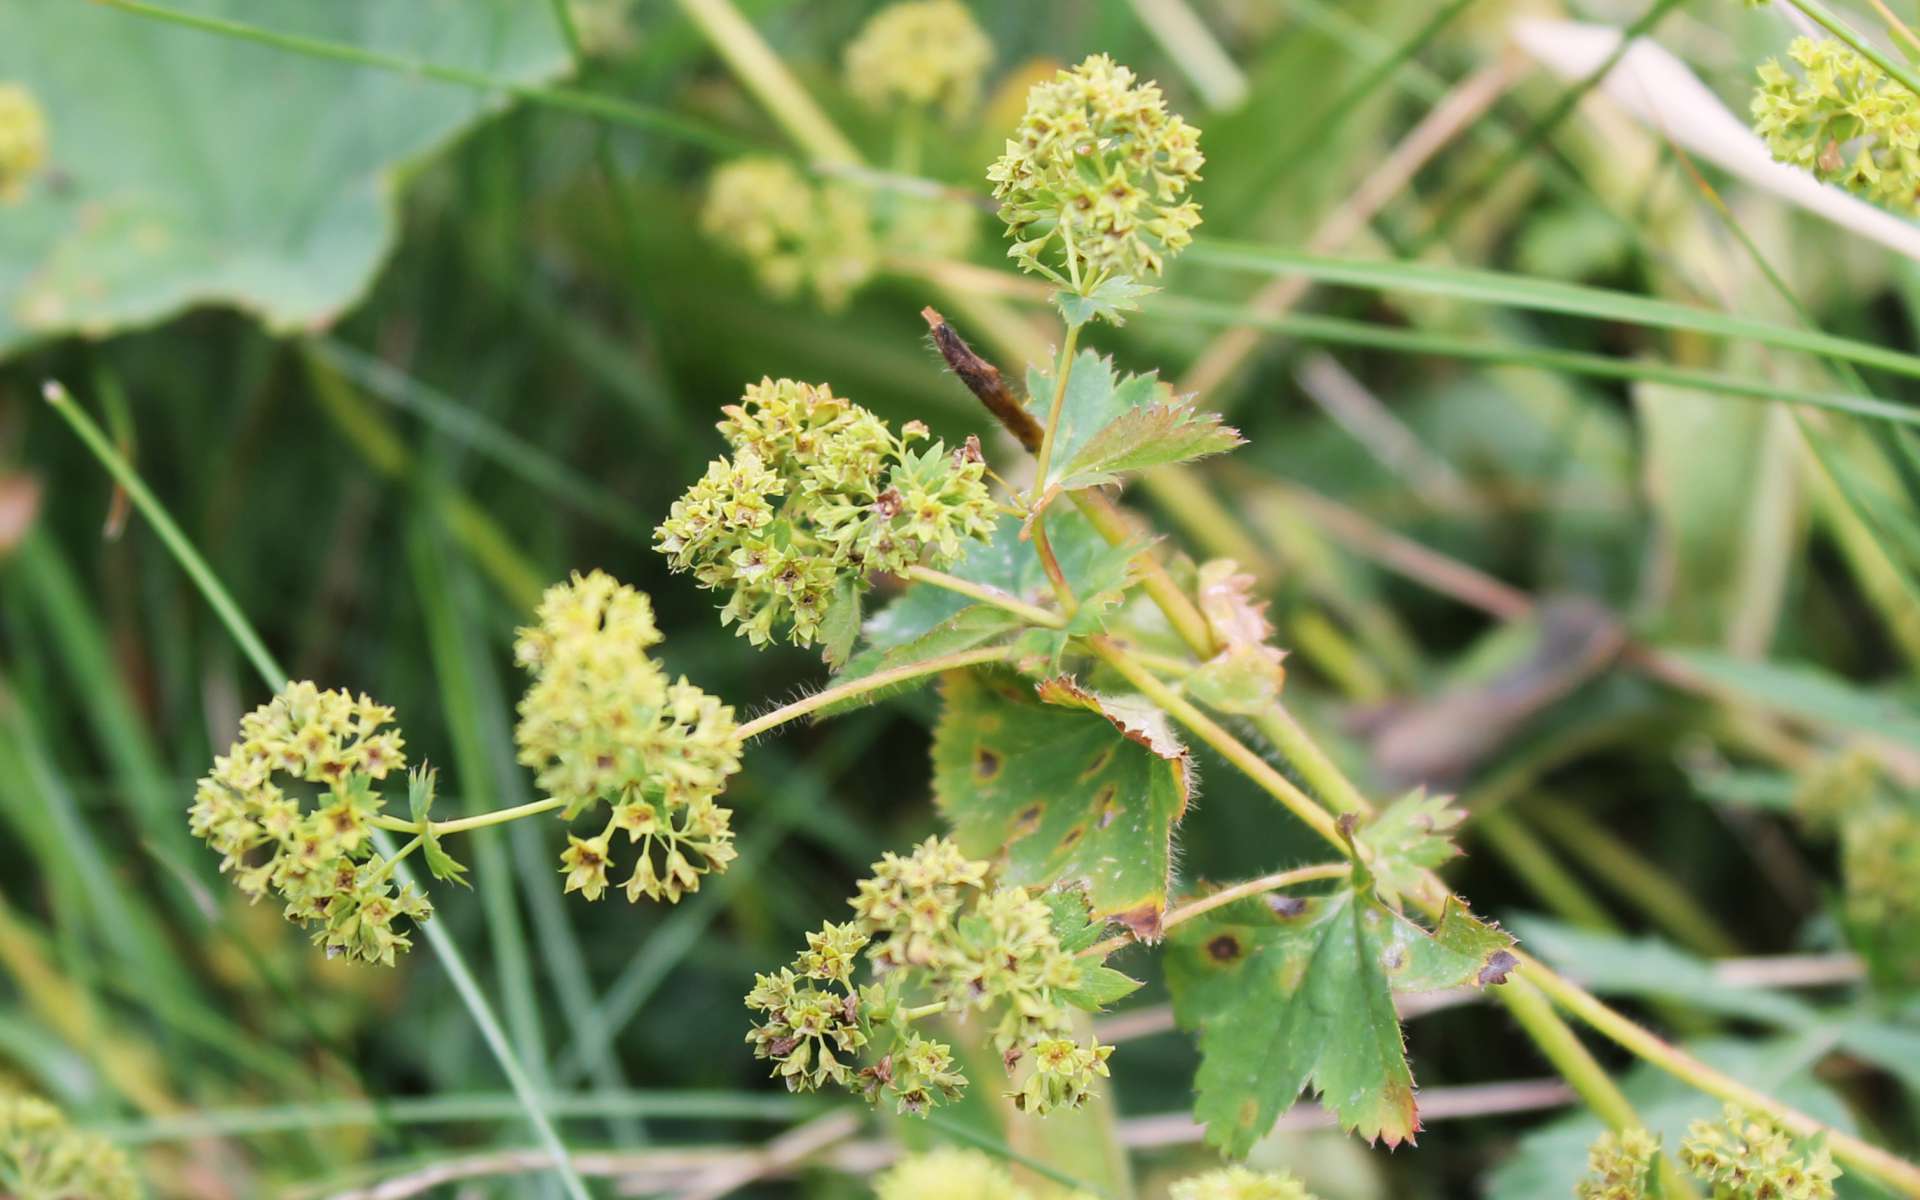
[154,23,1917,1195]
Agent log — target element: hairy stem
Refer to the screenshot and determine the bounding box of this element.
[902,566,1065,628]
[1028,324,1085,615]
[735,646,1013,741]
[1499,978,1702,1200]
[1090,637,1348,849]
[1083,862,1351,958]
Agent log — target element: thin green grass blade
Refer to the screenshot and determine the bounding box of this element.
[409,514,547,1081]
[1187,241,1920,386]
[310,339,653,541]
[1416,0,1688,245]
[1150,294,1920,427]
[0,684,198,1008]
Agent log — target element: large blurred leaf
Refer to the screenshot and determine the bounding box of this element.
[1166,891,1515,1155]
[0,0,568,356]
[931,670,1191,938]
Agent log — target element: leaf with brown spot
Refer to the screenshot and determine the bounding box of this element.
[932,671,1190,936]
[1166,888,1514,1157]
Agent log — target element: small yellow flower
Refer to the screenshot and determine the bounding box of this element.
[1681,1106,1840,1200]
[1576,1127,1659,1200]
[656,381,995,653]
[874,1148,1028,1200]
[560,833,613,901]
[1752,38,1920,212]
[0,1091,141,1200]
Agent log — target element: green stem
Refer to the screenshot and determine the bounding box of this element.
[671,0,861,163]
[1784,0,1920,99]
[1247,705,1371,817]
[1030,324,1086,614]
[898,1001,949,1022]
[1031,324,1083,504]
[370,796,571,838]
[1090,637,1349,849]
[1500,979,1702,1200]
[42,382,595,1200]
[43,384,284,689]
[362,836,425,888]
[95,0,747,153]
[902,566,1065,628]
[1095,628,1920,1194]
[734,646,1013,741]
[1521,952,1920,1195]
[1083,862,1351,958]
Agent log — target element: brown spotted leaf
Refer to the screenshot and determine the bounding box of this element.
[931,671,1191,939]
[1166,888,1513,1156]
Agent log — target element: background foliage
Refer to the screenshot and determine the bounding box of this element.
[2,0,1918,1196]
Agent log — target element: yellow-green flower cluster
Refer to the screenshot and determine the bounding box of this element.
[844,0,994,121]
[1752,38,1920,212]
[1170,1166,1318,1200]
[988,55,1203,288]
[1680,1106,1840,1200]
[189,682,430,966]
[1786,750,1920,990]
[656,378,996,651]
[702,157,878,311]
[1,1092,140,1200]
[515,570,742,905]
[1576,1127,1659,1200]
[874,1148,1029,1200]
[746,837,1112,1118]
[1835,800,1920,990]
[0,84,48,205]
